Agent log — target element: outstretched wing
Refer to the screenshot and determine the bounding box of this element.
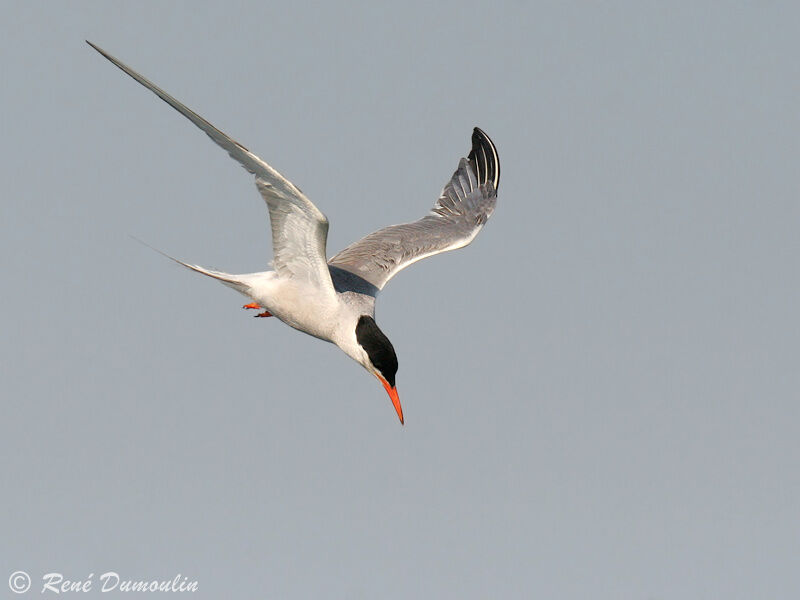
[328,128,499,291]
[88,41,334,294]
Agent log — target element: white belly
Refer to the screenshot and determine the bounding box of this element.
[246,273,340,342]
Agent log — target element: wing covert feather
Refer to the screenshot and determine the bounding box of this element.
[328,128,499,290]
[88,41,334,295]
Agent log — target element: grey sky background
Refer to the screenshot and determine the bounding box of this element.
[2,1,799,598]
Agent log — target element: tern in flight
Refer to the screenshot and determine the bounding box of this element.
[88,42,500,424]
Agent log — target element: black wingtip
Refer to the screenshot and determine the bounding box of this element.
[468,127,500,192]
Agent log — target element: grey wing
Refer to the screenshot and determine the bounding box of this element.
[328,127,499,291]
[88,42,334,294]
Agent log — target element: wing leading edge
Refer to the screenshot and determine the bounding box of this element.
[87,41,334,294]
[328,128,499,291]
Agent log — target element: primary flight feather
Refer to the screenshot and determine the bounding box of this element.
[88,41,500,424]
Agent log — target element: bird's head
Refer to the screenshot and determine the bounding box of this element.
[354,315,402,424]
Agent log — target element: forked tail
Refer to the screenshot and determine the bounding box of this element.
[131,236,251,295]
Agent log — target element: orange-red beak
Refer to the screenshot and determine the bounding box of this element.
[378,376,403,425]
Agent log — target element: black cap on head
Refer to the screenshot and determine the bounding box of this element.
[355,315,398,387]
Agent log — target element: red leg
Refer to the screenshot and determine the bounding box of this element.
[254,310,273,318]
[243,302,261,310]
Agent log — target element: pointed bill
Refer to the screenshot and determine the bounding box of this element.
[378,376,404,425]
